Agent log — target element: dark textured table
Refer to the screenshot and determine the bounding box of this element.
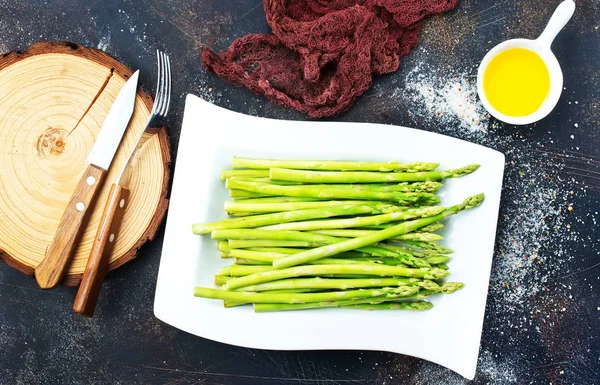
[1,1,599,384]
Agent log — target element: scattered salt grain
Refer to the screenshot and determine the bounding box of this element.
[402,64,489,133]
[574,123,579,128]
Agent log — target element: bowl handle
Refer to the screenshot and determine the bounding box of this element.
[537,0,576,48]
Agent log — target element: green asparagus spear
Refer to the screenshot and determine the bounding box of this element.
[269,165,480,183]
[194,286,420,304]
[258,206,445,231]
[221,169,270,180]
[228,240,321,249]
[309,230,443,242]
[232,157,440,172]
[224,200,376,213]
[272,194,484,269]
[253,298,432,312]
[217,264,273,277]
[215,275,232,285]
[223,264,450,290]
[341,302,434,310]
[234,277,440,292]
[193,203,396,234]
[227,177,302,185]
[360,222,445,232]
[226,179,440,204]
[232,179,442,193]
[229,189,274,198]
[236,257,392,266]
[252,282,463,312]
[231,196,326,203]
[227,212,262,217]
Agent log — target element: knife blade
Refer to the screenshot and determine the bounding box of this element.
[35,70,140,289]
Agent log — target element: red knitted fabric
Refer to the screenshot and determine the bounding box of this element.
[202,0,459,118]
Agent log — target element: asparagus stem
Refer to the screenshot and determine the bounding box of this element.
[417,223,445,233]
[223,264,450,290]
[228,240,321,249]
[224,200,382,213]
[269,165,480,183]
[212,229,337,242]
[233,179,443,193]
[232,196,326,203]
[226,179,440,204]
[194,286,420,304]
[341,302,433,310]
[221,169,270,180]
[232,157,440,172]
[215,275,232,285]
[258,206,445,231]
[328,182,443,193]
[227,249,289,262]
[229,189,274,198]
[360,223,445,232]
[217,264,273,277]
[310,230,443,242]
[227,177,302,185]
[224,288,331,307]
[236,257,388,266]
[193,203,394,234]
[234,277,440,292]
[272,194,484,269]
[227,212,262,217]
[218,241,231,254]
[253,298,431,312]
[224,301,248,308]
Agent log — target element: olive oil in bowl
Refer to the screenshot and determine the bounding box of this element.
[483,48,550,117]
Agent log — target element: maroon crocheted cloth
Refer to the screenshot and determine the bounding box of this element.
[202,0,459,118]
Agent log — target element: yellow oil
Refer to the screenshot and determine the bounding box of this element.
[483,48,550,117]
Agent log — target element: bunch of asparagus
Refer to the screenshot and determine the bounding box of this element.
[192,157,484,312]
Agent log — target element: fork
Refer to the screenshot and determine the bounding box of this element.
[73,50,172,316]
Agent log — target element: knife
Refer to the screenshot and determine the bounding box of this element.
[73,50,171,316]
[35,70,140,289]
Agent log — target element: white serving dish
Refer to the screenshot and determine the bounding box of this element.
[154,94,505,379]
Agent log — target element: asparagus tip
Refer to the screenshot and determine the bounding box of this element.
[440,282,465,294]
[451,164,481,177]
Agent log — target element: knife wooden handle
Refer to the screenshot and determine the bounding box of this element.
[73,183,130,316]
[35,164,107,289]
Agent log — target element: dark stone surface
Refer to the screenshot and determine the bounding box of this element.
[1,1,599,384]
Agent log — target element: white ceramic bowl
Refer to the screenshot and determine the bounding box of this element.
[477,0,575,125]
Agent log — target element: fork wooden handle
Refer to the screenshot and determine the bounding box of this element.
[73,183,130,316]
[35,164,107,289]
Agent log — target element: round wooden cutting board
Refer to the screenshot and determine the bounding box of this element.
[0,42,170,286]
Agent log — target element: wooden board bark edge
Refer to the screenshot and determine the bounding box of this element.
[0,41,171,286]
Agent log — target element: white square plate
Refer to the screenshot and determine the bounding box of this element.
[154,94,505,379]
